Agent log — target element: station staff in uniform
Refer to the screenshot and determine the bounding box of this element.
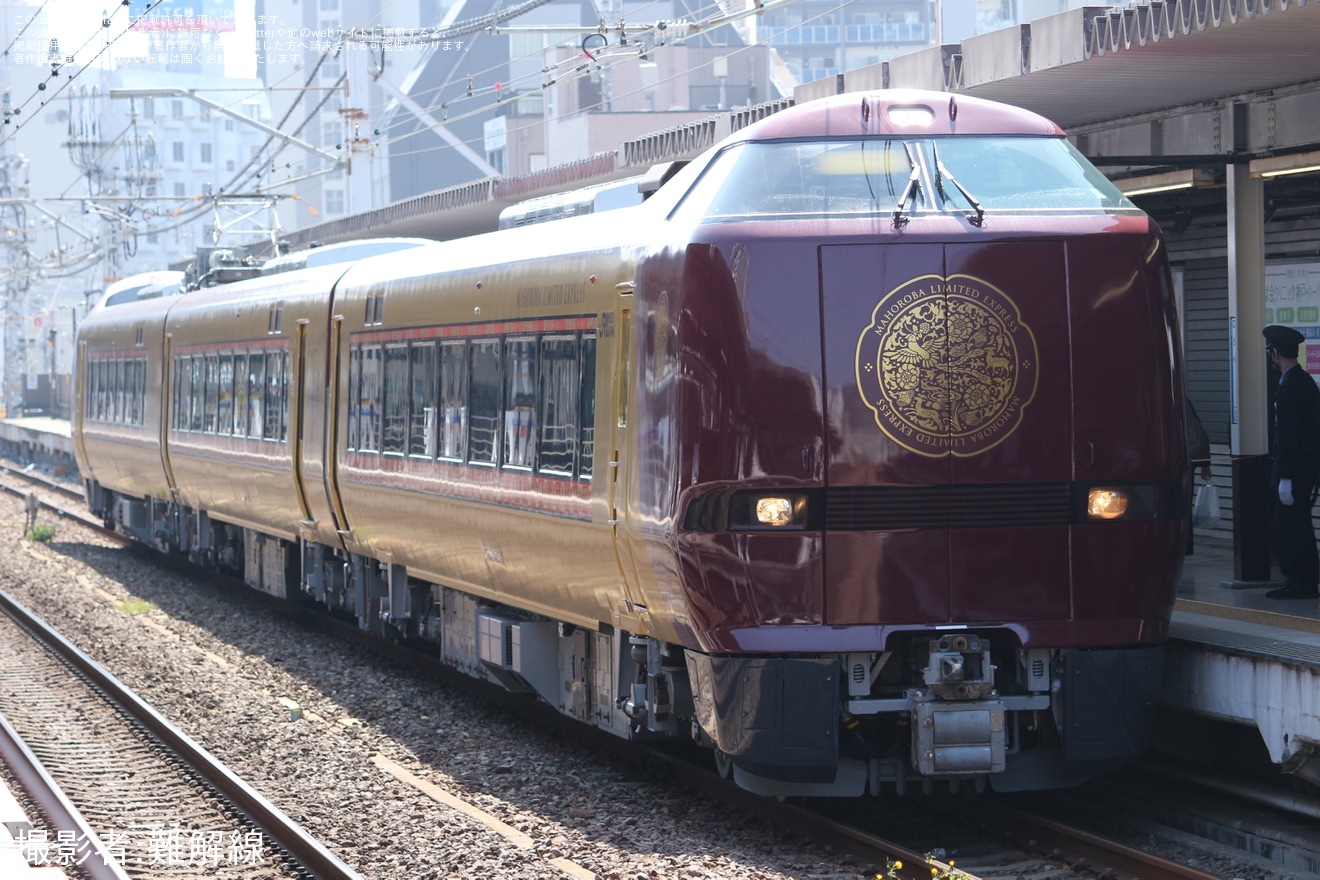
[1264,324,1320,599]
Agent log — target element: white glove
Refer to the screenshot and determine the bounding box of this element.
[1280,478,1295,506]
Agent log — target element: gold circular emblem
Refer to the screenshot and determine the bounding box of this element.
[855,274,1038,458]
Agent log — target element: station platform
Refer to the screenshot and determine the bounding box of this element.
[0,418,75,481]
[1168,537,1320,781]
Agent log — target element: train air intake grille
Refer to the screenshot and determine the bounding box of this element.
[825,483,1073,531]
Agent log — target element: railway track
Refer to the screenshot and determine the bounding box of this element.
[0,459,1268,880]
[0,580,361,878]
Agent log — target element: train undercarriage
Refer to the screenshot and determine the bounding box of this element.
[91,483,1165,798]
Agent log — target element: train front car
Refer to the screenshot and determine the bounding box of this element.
[639,90,1186,796]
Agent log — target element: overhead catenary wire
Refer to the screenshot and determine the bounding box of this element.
[13,0,838,274]
[326,0,847,169]
[240,0,843,202]
[0,0,170,149]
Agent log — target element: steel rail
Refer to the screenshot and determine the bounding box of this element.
[0,587,364,880]
[0,711,132,880]
[981,802,1224,880]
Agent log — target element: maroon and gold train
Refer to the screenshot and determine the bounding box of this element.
[74,89,1187,796]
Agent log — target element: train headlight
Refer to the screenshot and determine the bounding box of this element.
[1087,488,1129,520]
[728,493,809,530]
[682,489,820,532]
[1082,485,1158,521]
[756,497,794,526]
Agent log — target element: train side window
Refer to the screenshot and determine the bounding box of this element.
[135,360,146,426]
[247,354,265,439]
[347,346,361,451]
[358,345,382,453]
[409,341,438,458]
[110,360,119,423]
[264,351,284,441]
[111,359,123,423]
[274,353,285,443]
[175,358,189,431]
[383,343,409,456]
[89,360,101,421]
[129,360,140,426]
[84,361,94,421]
[468,339,501,465]
[218,354,234,434]
[579,334,597,480]
[439,341,468,460]
[204,354,220,433]
[538,336,578,476]
[190,357,205,432]
[88,360,97,421]
[127,359,139,424]
[233,352,249,438]
[503,337,537,469]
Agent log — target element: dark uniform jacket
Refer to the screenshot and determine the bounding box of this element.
[1271,363,1320,490]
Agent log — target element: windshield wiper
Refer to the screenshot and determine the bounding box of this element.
[892,142,921,228]
[933,143,985,227]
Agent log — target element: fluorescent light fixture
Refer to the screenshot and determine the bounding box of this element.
[1250,151,1320,179]
[1113,169,1213,197]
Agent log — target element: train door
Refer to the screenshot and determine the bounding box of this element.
[290,319,316,530]
[160,333,179,494]
[322,315,352,539]
[820,241,1073,625]
[72,341,91,474]
[609,283,648,630]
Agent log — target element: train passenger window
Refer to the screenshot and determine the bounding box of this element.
[264,351,284,441]
[113,359,125,424]
[87,361,96,421]
[123,360,132,424]
[247,355,265,439]
[233,353,249,438]
[503,337,537,469]
[190,357,204,432]
[280,351,290,442]
[132,360,145,426]
[204,354,219,433]
[218,355,234,435]
[175,358,190,431]
[468,339,501,465]
[580,334,597,479]
[89,361,101,421]
[347,346,361,451]
[382,344,409,455]
[84,362,94,421]
[357,345,382,452]
[88,361,98,421]
[439,341,468,460]
[409,341,437,458]
[538,336,578,476]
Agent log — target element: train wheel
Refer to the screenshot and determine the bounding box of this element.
[714,749,733,779]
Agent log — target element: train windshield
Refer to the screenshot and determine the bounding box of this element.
[673,136,1135,222]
